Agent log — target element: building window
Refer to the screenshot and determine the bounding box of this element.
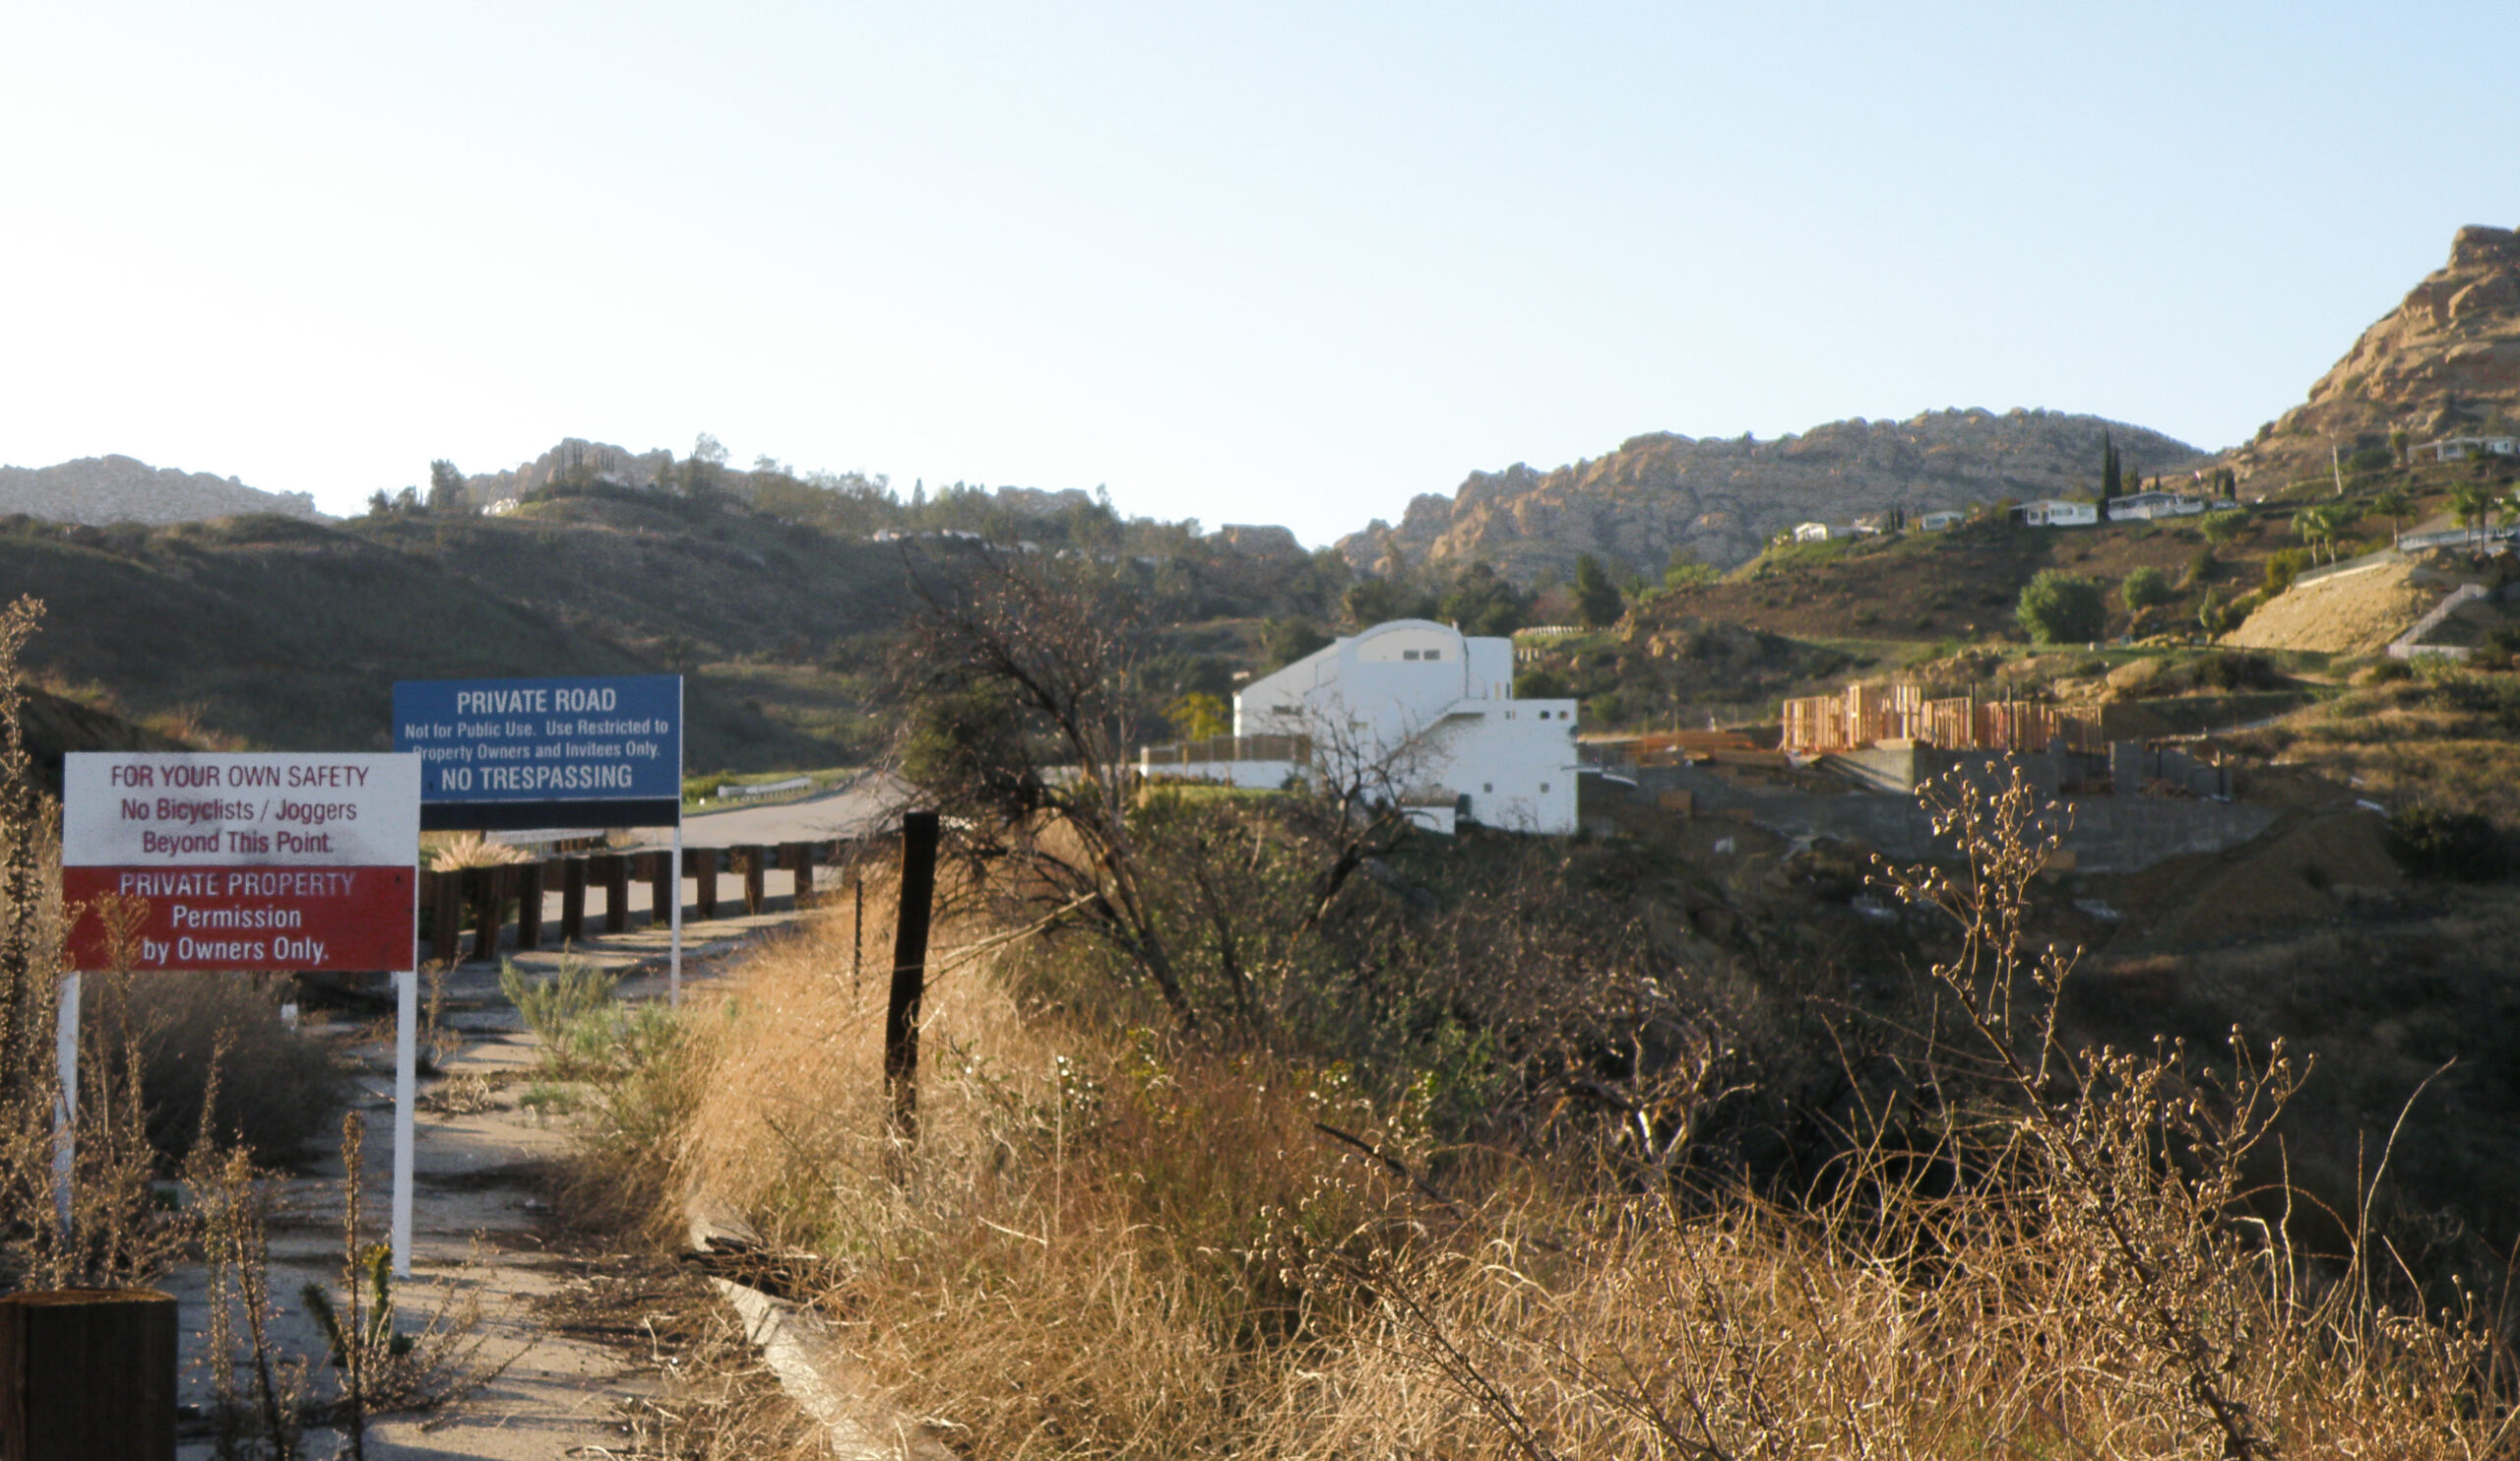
[1483,783,1493,794]
[1540,782,1550,794]
[1402,649,1419,661]
[1425,649,1441,659]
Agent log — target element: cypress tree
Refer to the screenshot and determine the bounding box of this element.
[2101,433,2120,500]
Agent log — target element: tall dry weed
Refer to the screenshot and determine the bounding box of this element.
[594,783,2517,1459]
[0,595,185,1290]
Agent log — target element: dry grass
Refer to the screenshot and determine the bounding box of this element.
[2266,667,2520,826]
[579,829,2516,1460]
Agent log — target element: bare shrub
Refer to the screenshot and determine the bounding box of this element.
[565,764,2515,1458]
[0,595,186,1290]
[83,970,342,1162]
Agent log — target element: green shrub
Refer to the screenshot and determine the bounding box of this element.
[2386,805,2509,881]
[501,958,677,1079]
[2120,566,2174,610]
[2265,548,2310,595]
[2014,570,2106,644]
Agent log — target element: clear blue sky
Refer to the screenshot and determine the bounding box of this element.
[2,2,2511,544]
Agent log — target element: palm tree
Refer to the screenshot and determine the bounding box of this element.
[2292,505,2337,565]
[2371,487,2410,547]
[2448,485,2487,546]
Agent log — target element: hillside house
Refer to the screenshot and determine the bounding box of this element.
[2011,499,2099,528]
[2421,436,2519,462]
[1140,619,1579,834]
[1792,521,1841,542]
[2106,491,2207,522]
[1918,510,1966,532]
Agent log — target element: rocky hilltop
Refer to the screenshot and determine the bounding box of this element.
[0,455,322,526]
[1339,409,2206,578]
[462,438,676,500]
[2235,223,2520,481]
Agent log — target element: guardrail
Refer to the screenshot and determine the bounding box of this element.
[418,838,858,968]
[715,776,814,799]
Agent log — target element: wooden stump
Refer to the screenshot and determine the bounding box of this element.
[0,1288,176,1461]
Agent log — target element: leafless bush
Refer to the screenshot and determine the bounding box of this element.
[560,756,2516,1457]
[0,595,186,1291]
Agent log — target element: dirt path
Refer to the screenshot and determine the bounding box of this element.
[169,901,812,1459]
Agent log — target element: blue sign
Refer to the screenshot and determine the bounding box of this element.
[392,675,682,830]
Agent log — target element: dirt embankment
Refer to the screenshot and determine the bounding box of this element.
[2222,559,2446,655]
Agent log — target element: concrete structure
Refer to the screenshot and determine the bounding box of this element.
[1584,757,2280,874]
[2012,499,2099,528]
[2387,583,2491,662]
[1918,510,1966,532]
[1793,521,1841,542]
[1144,619,1579,833]
[2106,490,2208,522]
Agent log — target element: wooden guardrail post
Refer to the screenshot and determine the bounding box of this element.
[516,860,547,951]
[428,870,465,969]
[560,858,589,942]
[782,841,815,908]
[886,813,941,1146]
[0,1288,177,1460]
[468,867,500,964]
[739,846,766,915]
[596,853,629,933]
[645,851,673,930]
[690,848,719,921]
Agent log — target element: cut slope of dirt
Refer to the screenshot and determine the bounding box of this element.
[2222,559,2446,655]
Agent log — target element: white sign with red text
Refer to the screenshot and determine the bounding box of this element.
[62,752,420,973]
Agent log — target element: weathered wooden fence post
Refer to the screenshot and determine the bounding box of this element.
[739,846,766,915]
[560,857,588,943]
[885,813,941,1146]
[645,850,673,930]
[690,848,719,921]
[468,867,501,964]
[782,841,815,908]
[597,853,629,934]
[428,870,465,969]
[516,859,547,951]
[0,1288,176,1461]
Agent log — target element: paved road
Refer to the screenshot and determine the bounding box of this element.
[660,770,914,849]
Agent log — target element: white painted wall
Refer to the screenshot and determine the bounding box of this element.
[1226,619,1579,833]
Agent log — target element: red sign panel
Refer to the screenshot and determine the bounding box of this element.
[62,753,421,974]
[62,865,417,973]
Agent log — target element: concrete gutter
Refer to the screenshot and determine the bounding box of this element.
[712,1279,957,1461]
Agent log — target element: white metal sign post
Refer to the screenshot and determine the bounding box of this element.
[59,752,422,1270]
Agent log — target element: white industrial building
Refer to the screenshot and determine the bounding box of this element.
[1137,619,1580,834]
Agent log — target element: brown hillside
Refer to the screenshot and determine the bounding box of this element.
[1634,513,2273,646]
[2235,224,2520,485]
[1339,409,2206,579]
